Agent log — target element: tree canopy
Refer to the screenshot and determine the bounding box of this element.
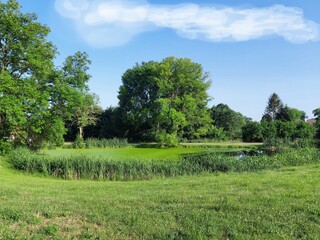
[118,57,212,145]
[0,0,56,148]
[262,93,283,121]
[210,104,246,140]
[1,1,318,149]
[0,0,97,149]
[259,93,315,141]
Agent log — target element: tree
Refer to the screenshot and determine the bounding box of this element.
[313,108,320,122]
[276,106,306,122]
[118,60,161,141]
[71,93,102,139]
[261,118,277,140]
[210,104,246,140]
[50,51,101,140]
[262,93,283,121]
[275,120,296,139]
[92,106,126,139]
[0,0,58,149]
[51,52,91,118]
[242,121,263,142]
[0,1,100,149]
[260,94,315,142]
[118,57,212,144]
[294,121,315,140]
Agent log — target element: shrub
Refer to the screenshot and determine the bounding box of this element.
[156,132,179,148]
[8,147,34,171]
[262,138,316,154]
[72,135,85,149]
[0,140,12,155]
[242,121,263,142]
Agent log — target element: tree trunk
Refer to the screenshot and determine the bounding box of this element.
[79,126,83,139]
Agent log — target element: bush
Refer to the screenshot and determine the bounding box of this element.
[72,135,85,149]
[262,138,316,154]
[8,147,34,171]
[242,121,263,142]
[0,140,12,155]
[156,132,179,148]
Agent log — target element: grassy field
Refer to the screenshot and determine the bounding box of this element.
[1,153,320,239]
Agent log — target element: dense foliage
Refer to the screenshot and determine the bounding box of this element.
[0,0,56,149]
[242,121,263,142]
[1,1,318,149]
[210,104,246,140]
[242,93,316,143]
[0,0,98,150]
[82,93,317,145]
[118,57,212,145]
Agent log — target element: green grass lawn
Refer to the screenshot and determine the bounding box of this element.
[1,154,320,239]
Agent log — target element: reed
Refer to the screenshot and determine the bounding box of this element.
[8,148,319,180]
[83,138,129,149]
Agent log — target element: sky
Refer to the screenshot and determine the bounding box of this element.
[15,0,320,120]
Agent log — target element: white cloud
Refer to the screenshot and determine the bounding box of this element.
[55,0,320,47]
[55,0,89,19]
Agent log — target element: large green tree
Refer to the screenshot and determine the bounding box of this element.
[118,57,212,144]
[52,51,101,139]
[0,0,57,149]
[0,1,99,149]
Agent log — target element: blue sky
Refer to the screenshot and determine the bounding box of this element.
[16,0,320,120]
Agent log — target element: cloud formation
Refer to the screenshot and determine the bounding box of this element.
[55,0,320,47]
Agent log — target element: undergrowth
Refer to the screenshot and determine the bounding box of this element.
[72,138,129,149]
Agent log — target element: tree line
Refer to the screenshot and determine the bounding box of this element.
[1,0,319,151]
[80,92,318,146]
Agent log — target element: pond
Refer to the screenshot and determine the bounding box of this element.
[224,150,264,160]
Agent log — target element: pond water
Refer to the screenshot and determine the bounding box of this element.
[224,150,264,160]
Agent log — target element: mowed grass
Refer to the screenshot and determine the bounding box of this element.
[1,155,320,239]
[43,147,207,161]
